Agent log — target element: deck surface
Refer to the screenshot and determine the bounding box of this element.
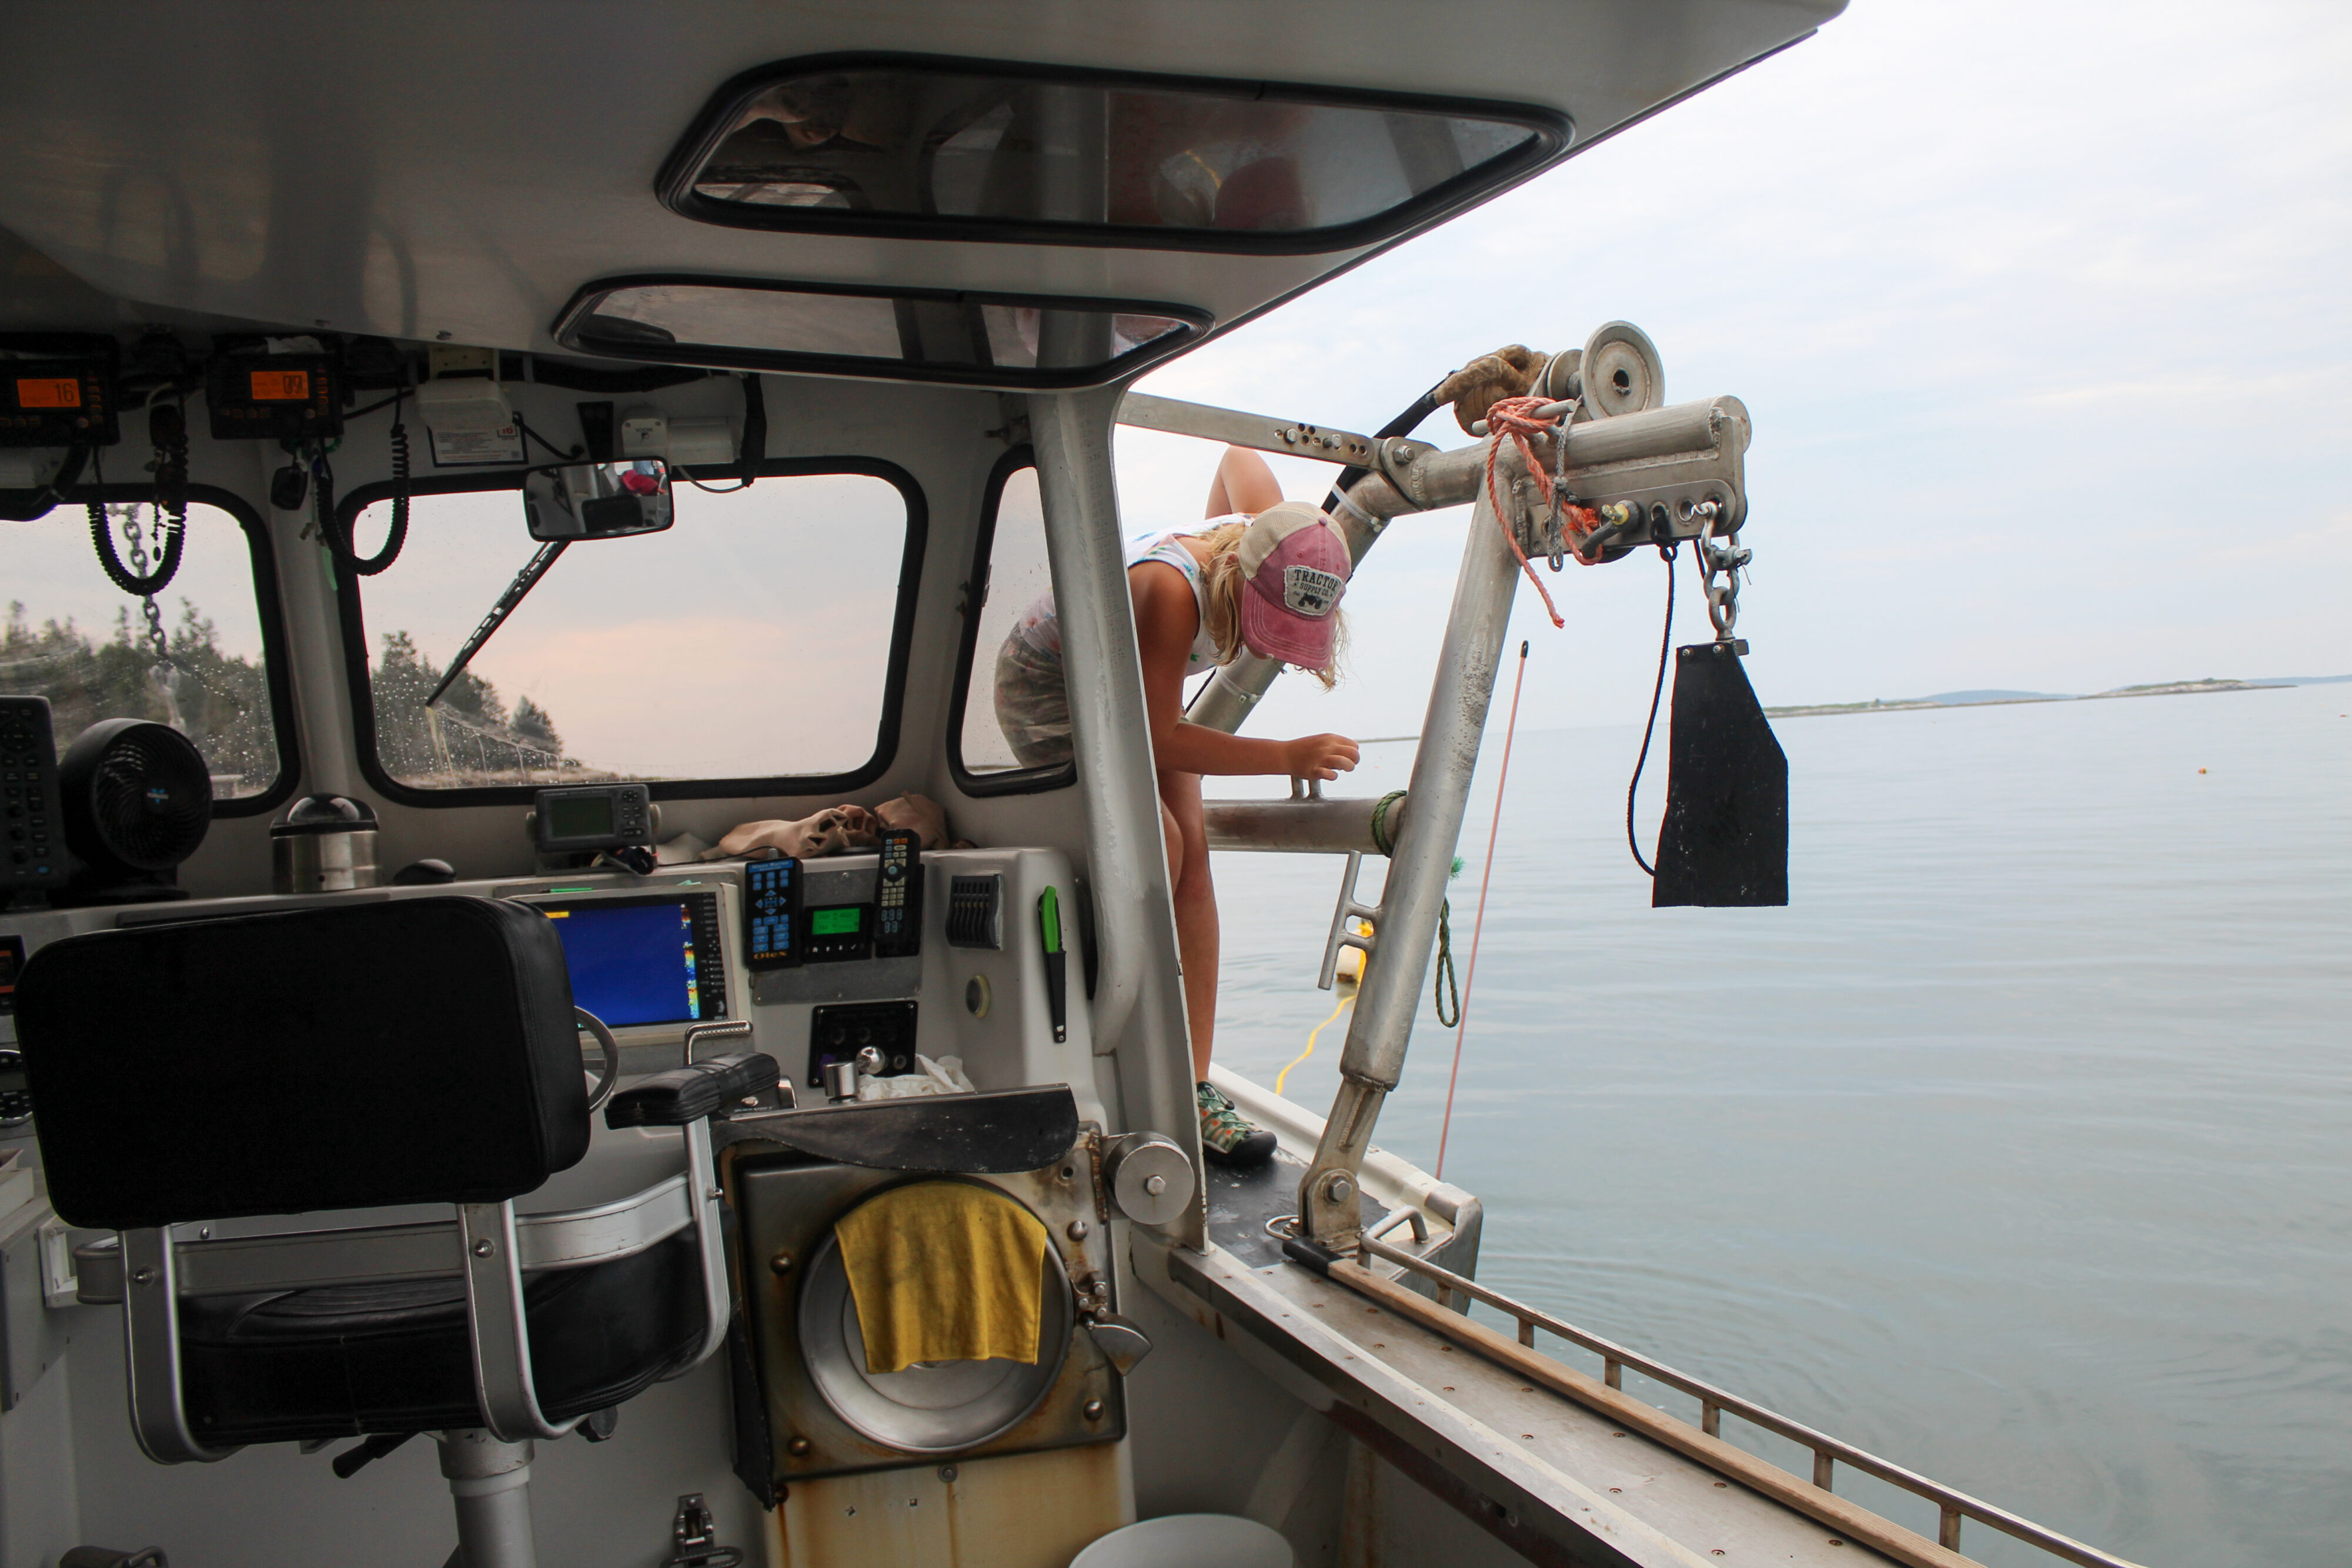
[1174,1241,1912,1568]
[1202,1146,1388,1271]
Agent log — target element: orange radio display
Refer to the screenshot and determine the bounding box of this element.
[248,369,312,402]
[14,377,81,409]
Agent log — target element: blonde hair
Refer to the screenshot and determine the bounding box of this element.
[1192,519,1346,690]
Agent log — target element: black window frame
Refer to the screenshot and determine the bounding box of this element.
[46,482,300,818]
[333,455,928,808]
[552,275,1211,390]
[654,52,1573,256]
[947,447,1074,798]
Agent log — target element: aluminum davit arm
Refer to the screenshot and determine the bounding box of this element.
[1118,377,1753,1248]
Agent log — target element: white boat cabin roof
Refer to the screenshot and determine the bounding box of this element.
[0,1,1840,371]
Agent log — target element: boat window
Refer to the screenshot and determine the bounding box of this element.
[343,466,920,800]
[662,59,1566,252]
[554,278,1203,387]
[951,459,1071,793]
[2,495,289,810]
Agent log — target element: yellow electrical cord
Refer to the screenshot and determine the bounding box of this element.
[1275,936,1366,1098]
[1276,993,1352,1098]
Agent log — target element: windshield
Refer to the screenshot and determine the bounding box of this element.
[1,497,286,805]
[346,468,918,794]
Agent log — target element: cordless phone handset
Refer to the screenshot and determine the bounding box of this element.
[872,828,923,959]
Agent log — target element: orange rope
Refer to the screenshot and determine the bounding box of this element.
[1479,394,1602,629]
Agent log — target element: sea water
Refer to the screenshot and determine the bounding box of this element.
[1207,681,2351,1568]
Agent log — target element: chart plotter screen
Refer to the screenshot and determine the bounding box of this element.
[537,892,726,1028]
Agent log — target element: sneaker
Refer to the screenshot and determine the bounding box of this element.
[1197,1081,1277,1168]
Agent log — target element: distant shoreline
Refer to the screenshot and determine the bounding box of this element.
[1765,678,2315,720]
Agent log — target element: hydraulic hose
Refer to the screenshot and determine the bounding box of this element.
[1319,382,1445,519]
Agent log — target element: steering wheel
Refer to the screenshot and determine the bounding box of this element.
[577,1006,621,1112]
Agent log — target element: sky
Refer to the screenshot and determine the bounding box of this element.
[1115,0,2352,744]
[11,2,2345,776]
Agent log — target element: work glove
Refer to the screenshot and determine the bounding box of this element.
[874,791,951,850]
[713,805,877,860]
[1435,345,1548,434]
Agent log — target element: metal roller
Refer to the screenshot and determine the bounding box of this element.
[1576,320,1665,418]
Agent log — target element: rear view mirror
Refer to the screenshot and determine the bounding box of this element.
[524,460,674,541]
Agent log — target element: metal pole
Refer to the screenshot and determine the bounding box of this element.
[1177,397,1741,737]
[1200,794,1396,855]
[1299,481,1524,1245]
[264,443,360,798]
[1030,388,1205,1245]
[439,1430,538,1568]
[1186,439,1482,733]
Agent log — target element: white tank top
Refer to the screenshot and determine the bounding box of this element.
[1010,523,1231,670]
[1125,529,1222,668]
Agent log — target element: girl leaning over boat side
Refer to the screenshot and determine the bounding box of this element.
[995,446,1358,1166]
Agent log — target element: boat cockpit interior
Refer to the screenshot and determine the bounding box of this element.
[0,6,2142,1568]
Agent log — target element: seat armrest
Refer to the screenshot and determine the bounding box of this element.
[605,1052,781,1129]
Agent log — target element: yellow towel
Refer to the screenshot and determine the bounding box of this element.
[834,1181,1050,1375]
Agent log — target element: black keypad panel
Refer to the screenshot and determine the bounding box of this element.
[0,697,65,891]
[743,857,801,969]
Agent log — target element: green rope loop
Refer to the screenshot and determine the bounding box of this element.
[1433,898,1459,1028]
[1367,789,1459,1026]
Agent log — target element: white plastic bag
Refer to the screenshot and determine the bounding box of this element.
[856,1053,978,1101]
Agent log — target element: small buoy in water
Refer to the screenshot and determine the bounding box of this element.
[2198,768,2207,774]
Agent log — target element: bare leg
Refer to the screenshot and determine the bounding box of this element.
[1206,445,1285,518]
[1158,770,1218,1082]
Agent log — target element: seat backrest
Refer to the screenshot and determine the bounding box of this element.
[18,895,589,1229]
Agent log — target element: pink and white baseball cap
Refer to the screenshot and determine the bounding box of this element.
[1236,502,1351,668]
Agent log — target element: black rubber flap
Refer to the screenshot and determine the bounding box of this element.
[1653,643,1789,908]
[724,1085,1078,1173]
[18,895,589,1229]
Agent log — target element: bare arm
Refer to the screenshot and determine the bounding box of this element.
[1130,561,1359,780]
[1204,444,1285,518]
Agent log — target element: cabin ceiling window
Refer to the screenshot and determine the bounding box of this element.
[2,493,292,814]
[554,278,1204,387]
[338,464,921,803]
[659,56,1567,253]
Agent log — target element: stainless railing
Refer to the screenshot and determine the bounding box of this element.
[1358,1233,2142,1568]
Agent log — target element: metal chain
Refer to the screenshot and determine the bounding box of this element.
[115,503,184,725]
[115,504,172,665]
[1694,509,1752,640]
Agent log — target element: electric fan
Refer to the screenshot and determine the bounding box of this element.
[55,718,211,905]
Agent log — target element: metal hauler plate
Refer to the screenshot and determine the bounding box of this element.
[798,1215,1073,1452]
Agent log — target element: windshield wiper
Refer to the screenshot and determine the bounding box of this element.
[423,540,567,710]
